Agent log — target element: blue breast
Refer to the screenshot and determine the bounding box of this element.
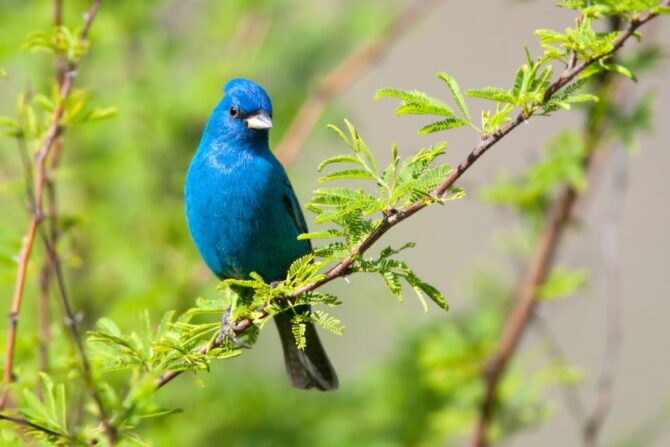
[185,137,310,282]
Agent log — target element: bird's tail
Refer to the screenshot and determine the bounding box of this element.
[274,308,338,391]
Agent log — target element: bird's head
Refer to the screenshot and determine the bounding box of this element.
[206,78,274,145]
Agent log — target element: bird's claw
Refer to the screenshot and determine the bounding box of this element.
[216,308,251,349]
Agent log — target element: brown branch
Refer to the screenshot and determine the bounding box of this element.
[275,0,445,166]
[471,182,584,447]
[467,10,657,446]
[0,0,102,414]
[155,3,666,390]
[36,0,68,383]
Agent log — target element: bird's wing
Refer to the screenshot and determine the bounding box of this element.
[281,178,312,252]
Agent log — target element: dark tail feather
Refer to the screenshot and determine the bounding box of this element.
[274,310,338,391]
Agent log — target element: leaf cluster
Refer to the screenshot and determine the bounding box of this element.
[481,131,587,220]
[374,2,667,140]
[24,26,89,63]
[558,0,670,19]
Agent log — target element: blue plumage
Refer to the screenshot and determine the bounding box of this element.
[185,79,337,390]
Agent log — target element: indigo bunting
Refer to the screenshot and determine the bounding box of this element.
[185,79,338,391]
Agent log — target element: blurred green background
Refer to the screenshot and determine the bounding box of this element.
[1,1,669,446]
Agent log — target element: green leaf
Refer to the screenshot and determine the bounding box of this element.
[33,94,55,112]
[298,229,342,240]
[419,117,467,135]
[562,93,599,104]
[437,72,470,120]
[602,63,638,82]
[381,270,403,302]
[538,266,588,300]
[345,119,378,177]
[317,154,361,172]
[85,106,118,122]
[511,67,525,97]
[327,123,351,146]
[406,273,448,311]
[375,88,456,117]
[291,316,307,350]
[318,169,378,183]
[96,318,122,337]
[311,310,344,335]
[535,28,568,44]
[467,87,516,104]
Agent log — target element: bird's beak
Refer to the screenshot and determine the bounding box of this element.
[245,110,273,130]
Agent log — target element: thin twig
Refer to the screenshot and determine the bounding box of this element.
[0,0,102,415]
[39,229,115,442]
[37,0,68,383]
[471,181,585,447]
[0,413,69,439]
[275,0,445,166]
[155,3,666,390]
[583,145,627,447]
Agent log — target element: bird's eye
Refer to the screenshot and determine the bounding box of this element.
[229,106,239,118]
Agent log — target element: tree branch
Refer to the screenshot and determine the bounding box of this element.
[471,178,585,447]
[467,10,659,446]
[275,0,445,166]
[155,3,666,390]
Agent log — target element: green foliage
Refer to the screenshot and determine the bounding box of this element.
[89,306,242,374]
[375,72,478,134]
[0,0,666,446]
[356,243,448,311]
[303,121,460,307]
[608,91,655,150]
[18,374,71,444]
[24,26,90,63]
[537,266,588,300]
[377,7,666,138]
[558,0,670,18]
[81,113,458,443]
[482,131,587,220]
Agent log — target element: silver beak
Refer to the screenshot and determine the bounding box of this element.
[245,110,273,130]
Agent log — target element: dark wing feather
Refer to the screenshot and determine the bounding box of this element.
[281,178,312,252]
[276,178,338,390]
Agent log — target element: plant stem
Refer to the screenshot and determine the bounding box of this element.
[0,4,111,445]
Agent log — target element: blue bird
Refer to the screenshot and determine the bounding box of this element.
[185,78,338,391]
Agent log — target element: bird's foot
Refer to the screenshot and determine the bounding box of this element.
[216,308,251,349]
